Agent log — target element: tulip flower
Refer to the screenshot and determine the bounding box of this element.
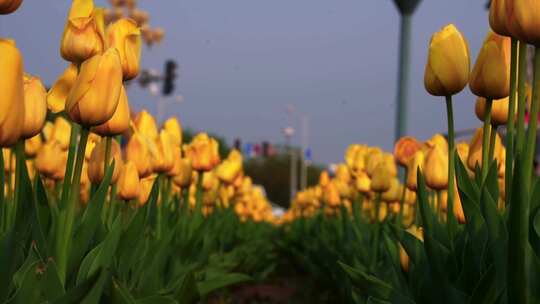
[371,163,392,193]
[381,178,402,202]
[92,85,130,136]
[47,64,78,113]
[50,117,72,150]
[489,0,510,37]
[60,0,106,63]
[133,110,159,140]
[424,145,448,190]
[107,18,141,80]
[0,39,25,147]
[475,96,513,126]
[324,181,341,208]
[138,175,155,205]
[25,134,42,158]
[116,161,140,201]
[470,31,511,99]
[0,0,22,14]
[335,164,351,184]
[506,0,540,46]
[152,130,175,173]
[172,157,192,188]
[406,150,424,191]
[399,226,424,273]
[88,138,123,184]
[35,141,65,180]
[319,170,330,188]
[365,149,384,177]
[394,136,422,167]
[125,133,152,178]
[216,149,243,184]
[184,133,220,172]
[66,48,123,127]
[22,74,47,139]
[163,117,182,147]
[354,171,371,194]
[424,24,470,96]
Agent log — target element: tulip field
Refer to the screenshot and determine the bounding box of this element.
[2,0,540,303]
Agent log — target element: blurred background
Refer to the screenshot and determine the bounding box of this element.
[0,0,493,205]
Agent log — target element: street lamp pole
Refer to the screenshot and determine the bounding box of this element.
[392,0,421,142]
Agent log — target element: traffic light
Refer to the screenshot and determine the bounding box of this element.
[162,60,177,96]
[262,141,270,157]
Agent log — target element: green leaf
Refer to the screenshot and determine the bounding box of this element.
[136,295,177,304]
[197,273,251,298]
[111,278,137,304]
[173,270,200,304]
[51,270,102,304]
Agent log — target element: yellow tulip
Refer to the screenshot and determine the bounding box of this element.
[381,178,402,202]
[456,142,470,163]
[394,136,422,167]
[85,133,101,160]
[163,117,182,147]
[354,170,371,193]
[365,149,384,177]
[406,150,424,191]
[152,130,175,173]
[216,149,243,184]
[50,117,72,150]
[116,161,140,201]
[66,48,123,127]
[202,171,220,192]
[87,138,123,184]
[0,0,22,14]
[489,0,510,37]
[22,74,47,139]
[25,134,42,157]
[47,64,78,113]
[138,175,156,205]
[125,133,152,178]
[133,110,159,140]
[506,0,540,46]
[335,164,351,184]
[475,96,513,126]
[425,133,448,152]
[424,145,448,190]
[35,141,65,180]
[184,133,221,172]
[469,31,511,99]
[319,170,330,188]
[424,24,470,96]
[0,39,25,147]
[399,226,424,272]
[92,85,130,136]
[324,180,341,208]
[383,153,398,177]
[60,0,106,63]
[371,162,392,193]
[107,18,141,80]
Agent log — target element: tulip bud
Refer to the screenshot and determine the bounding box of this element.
[475,96,514,126]
[469,31,511,99]
[163,117,182,147]
[152,130,175,173]
[319,170,330,188]
[117,161,140,201]
[172,157,192,188]
[184,133,221,172]
[92,85,130,136]
[50,117,72,150]
[424,145,448,190]
[406,150,424,191]
[0,0,22,14]
[35,141,65,180]
[425,133,448,152]
[371,163,392,193]
[66,48,123,126]
[489,0,510,37]
[25,134,42,158]
[365,149,384,177]
[0,39,25,147]
[506,0,540,46]
[47,64,78,113]
[138,175,155,205]
[216,149,243,184]
[133,110,158,140]
[107,18,141,80]
[88,138,123,184]
[22,74,47,139]
[324,180,341,207]
[345,144,364,168]
[354,170,371,193]
[424,24,470,96]
[125,133,152,178]
[381,178,402,202]
[382,153,398,177]
[394,136,422,167]
[60,0,106,63]
[399,226,424,272]
[335,164,351,184]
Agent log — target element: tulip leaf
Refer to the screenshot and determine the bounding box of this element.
[51,269,102,304]
[173,270,200,304]
[136,295,177,304]
[69,161,115,273]
[32,175,50,256]
[110,278,137,304]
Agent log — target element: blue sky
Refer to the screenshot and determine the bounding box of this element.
[0,0,489,164]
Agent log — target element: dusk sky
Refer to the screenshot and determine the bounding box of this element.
[0,0,489,164]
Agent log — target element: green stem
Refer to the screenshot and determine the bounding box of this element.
[397,168,408,226]
[10,141,24,229]
[60,124,80,208]
[436,191,442,222]
[489,125,498,162]
[156,174,163,239]
[506,38,518,206]
[481,98,493,181]
[104,136,112,178]
[516,41,528,155]
[524,47,540,191]
[370,193,382,271]
[445,96,457,235]
[0,148,4,232]
[57,126,89,285]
